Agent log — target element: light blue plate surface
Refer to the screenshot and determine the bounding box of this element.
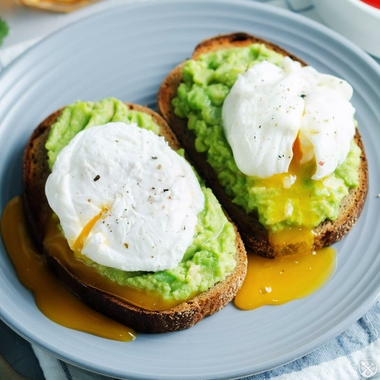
[1,1,380,379]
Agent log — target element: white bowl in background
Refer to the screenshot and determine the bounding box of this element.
[311,0,380,58]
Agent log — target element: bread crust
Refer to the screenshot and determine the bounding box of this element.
[22,102,247,333]
[157,32,369,258]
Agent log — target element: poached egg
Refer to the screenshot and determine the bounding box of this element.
[45,122,204,272]
[222,57,356,180]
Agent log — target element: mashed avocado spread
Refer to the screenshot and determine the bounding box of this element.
[172,44,361,232]
[45,98,237,302]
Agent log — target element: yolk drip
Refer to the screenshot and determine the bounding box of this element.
[1,197,136,341]
[234,248,336,310]
[72,207,107,253]
[256,136,318,255]
[235,135,337,309]
[44,212,187,311]
[268,227,314,257]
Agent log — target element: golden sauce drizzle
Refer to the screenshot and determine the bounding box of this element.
[1,197,136,342]
[234,247,336,310]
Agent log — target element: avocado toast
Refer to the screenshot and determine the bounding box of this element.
[22,98,247,333]
[158,32,368,258]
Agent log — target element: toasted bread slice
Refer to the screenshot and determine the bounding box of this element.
[22,102,247,333]
[157,32,369,258]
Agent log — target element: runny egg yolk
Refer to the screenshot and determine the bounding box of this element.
[71,207,107,255]
[257,135,317,256]
[1,197,136,341]
[235,135,337,310]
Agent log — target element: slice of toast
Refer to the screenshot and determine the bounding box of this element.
[22,102,247,333]
[157,32,369,258]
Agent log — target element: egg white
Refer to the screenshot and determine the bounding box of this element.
[222,57,356,180]
[45,122,205,272]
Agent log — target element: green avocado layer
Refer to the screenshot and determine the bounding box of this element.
[45,98,237,302]
[172,43,361,232]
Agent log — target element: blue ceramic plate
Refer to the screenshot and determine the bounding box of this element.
[1,1,380,378]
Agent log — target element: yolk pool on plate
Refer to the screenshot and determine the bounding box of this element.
[234,246,336,310]
[1,196,136,342]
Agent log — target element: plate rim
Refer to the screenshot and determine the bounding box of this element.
[1,0,380,379]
